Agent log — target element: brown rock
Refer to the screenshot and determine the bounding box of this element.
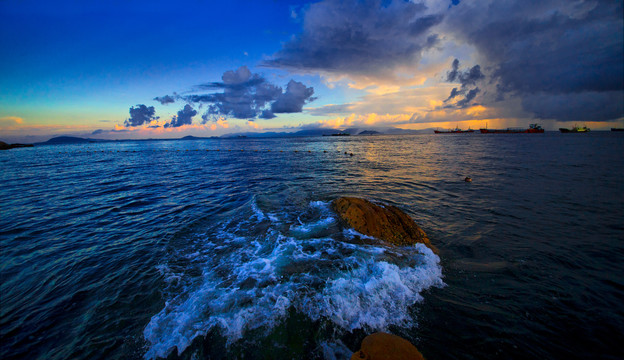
[331,197,437,253]
[350,332,425,360]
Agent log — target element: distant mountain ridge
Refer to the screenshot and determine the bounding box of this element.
[221,126,432,138]
[34,127,433,145]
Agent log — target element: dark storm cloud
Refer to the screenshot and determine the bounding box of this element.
[263,0,622,122]
[271,80,316,114]
[461,65,484,87]
[259,110,277,119]
[153,95,175,105]
[186,66,315,121]
[92,129,129,135]
[187,66,281,120]
[446,59,459,82]
[443,59,484,108]
[455,88,480,108]
[165,104,197,128]
[522,91,624,122]
[445,87,460,102]
[445,0,623,121]
[124,104,159,127]
[446,59,484,88]
[263,0,443,77]
[196,74,266,92]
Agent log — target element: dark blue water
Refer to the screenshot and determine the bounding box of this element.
[1,133,623,359]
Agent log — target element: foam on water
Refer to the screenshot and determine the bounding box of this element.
[144,199,444,359]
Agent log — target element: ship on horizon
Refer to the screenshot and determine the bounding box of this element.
[560,125,590,133]
[434,126,475,134]
[480,123,544,134]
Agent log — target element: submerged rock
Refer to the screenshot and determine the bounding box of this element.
[331,197,436,253]
[351,332,425,360]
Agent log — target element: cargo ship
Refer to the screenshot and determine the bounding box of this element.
[480,123,544,133]
[434,127,475,134]
[559,125,590,133]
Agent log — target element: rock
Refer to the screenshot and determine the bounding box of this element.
[331,197,436,253]
[0,141,33,150]
[350,332,426,360]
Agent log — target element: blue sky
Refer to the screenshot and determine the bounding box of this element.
[1,0,623,142]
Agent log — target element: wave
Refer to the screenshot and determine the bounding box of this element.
[144,199,444,359]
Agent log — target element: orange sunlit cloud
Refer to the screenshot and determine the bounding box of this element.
[217,118,229,129]
[0,116,25,129]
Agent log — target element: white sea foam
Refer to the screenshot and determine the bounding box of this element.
[250,196,266,221]
[290,216,335,234]
[144,199,444,359]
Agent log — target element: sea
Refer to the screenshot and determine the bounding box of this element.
[1,132,623,360]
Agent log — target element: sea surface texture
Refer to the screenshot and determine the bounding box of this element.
[1,133,623,359]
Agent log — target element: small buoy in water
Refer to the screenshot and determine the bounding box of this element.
[350,153,354,156]
[465,176,472,182]
[323,150,327,153]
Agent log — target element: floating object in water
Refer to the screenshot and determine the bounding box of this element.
[465,177,472,182]
[350,153,354,156]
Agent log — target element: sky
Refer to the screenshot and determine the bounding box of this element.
[1,0,623,142]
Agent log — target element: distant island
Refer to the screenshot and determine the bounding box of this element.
[358,130,381,135]
[222,127,431,138]
[22,126,440,146]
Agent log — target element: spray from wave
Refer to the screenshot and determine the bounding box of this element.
[144,199,444,359]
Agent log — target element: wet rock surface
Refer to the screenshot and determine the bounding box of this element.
[331,197,436,253]
[351,332,425,360]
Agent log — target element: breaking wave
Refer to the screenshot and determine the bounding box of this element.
[144,199,444,359]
